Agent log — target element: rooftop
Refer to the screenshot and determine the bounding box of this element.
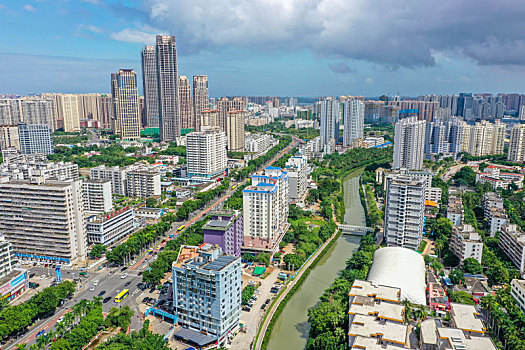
[348,295,404,323]
[349,280,401,303]
[437,327,496,350]
[348,314,407,346]
[450,303,485,334]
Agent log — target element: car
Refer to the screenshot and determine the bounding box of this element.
[40,275,46,279]
[142,297,149,303]
[261,304,267,310]
[265,299,271,305]
[121,273,128,279]
[36,330,46,337]
[89,286,95,291]
[242,306,251,312]
[29,273,35,278]
[149,288,156,293]
[57,316,65,323]
[93,280,99,286]
[121,267,127,271]
[138,271,142,276]
[98,290,106,296]
[124,281,131,286]
[103,297,111,303]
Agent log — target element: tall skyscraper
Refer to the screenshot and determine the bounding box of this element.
[193,75,209,131]
[110,69,140,140]
[226,110,245,152]
[141,45,159,128]
[508,124,525,163]
[319,97,340,150]
[393,117,426,170]
[217,97,246,132]
[156,35,179,141]
[456,93,474,120]
[178,76,193,130]
[384,175,426,250]
[18,123,53,155]
[343,100,364,147]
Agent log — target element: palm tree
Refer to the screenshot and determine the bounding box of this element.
[63,311,75,329]
[401,299,413,324]
[15,344,28,350]
[55,320,67,337]
[413,305,427,322]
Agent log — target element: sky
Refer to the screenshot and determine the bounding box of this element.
[1,0,525,97]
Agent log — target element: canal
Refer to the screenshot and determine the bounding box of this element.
[266,167,366,349]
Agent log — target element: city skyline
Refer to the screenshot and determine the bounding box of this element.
[1,1,525,96]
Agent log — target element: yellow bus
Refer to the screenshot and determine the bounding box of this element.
[232,185,238,190]
[115,289,129,303]
[177,225,186,233]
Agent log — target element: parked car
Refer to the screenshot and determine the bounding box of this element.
[261,304,267,310]
[265,299,271,305]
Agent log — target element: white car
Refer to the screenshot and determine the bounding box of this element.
[121,273,128,279]
[93,280,99,286]
[89,286,95,291]
[57,316,65,323]
[40,275,46,279]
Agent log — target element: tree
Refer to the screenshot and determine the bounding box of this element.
[89,244,107,259]
[449,269,465,285]
[462,258,483,274]
[105,306,134,330]
[449,291,475,305]
[283,254,304,270]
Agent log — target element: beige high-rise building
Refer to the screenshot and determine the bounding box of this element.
[111,69,141,140]
[178,76,194,130]
[462,120,506,157]
[226,110,245,152]
[217,97,246,132]
[508,124,525,162]
[193,75,209,131]
[60,94,81,132]
[200,108,220,130]
[0,126,20,151]
[156,35,179,141]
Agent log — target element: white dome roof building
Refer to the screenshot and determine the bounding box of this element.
[366,246,427,305]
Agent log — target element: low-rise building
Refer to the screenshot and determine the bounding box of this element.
[449,303,487,336]
[86,207,135,245]
[125,170,161,198]
[425,187,442,204]
[510,279,525,313]
[0,156,79,182]
[203,211,243,257]
[449,225,483,264]
[82,179,113,214]
[476,166,524,190]
[134,207,164,221]
[499,224,525,275]
[90,165,132,196]
[482,192,504,218]
[427,272,447,314]
[172,244,241,346]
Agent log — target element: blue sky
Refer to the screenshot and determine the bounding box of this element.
[1,0,525,97]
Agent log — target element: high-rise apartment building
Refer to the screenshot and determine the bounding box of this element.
[449,224,483,264]
[456,93,474,120]
[186,128,227,178]
[203,211,243,257]
[82,179,113,214]
[424,118,464,159]
[0,125,20,151]
[243,167,289,252]
[226,110,245,152]
[18,123,53,155]
[0,179,86,264]
[461,120,506,156]
[393,117,426,170]
[111,69,140,140]
[156,35,179,141]
[508,124,525,162]
[384,175,426,250]
[499,224,525,275]
[178,76,193,130]
[200,109,220,130]
[319,97,340,151]
[59,94,81,132]
[217,97,246,132]
[90,165,132,196]
[343,100,364,147]
[193,75,209,131]
[141,45,159,128]
[285,155,308,201]
[172,244,241,344]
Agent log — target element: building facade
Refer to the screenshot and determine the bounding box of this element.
[499,224,525,275]
[508,124,525,163]
[202,211,243,257]
[343,100,364,147]
[226,110,245,152]
[86,208,135,245]
[193,75,209,131]
[186,128,227,178]
[449,225,483,264]
[18,123,53,155]
[384,175,426,250]
[82,179,113,214]
[0,125,20,151]
[111,69,141,140]
[319,97,340,151]
[178,76,194,130]
[141,45,160,128]
[90,165,131,196]
[125,170,161,198]
[393,117,426,170]
[285,155,308,201]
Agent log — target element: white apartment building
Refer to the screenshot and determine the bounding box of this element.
[487,208,508,237]
[510,279,525,313]
[499,224,525,275]
[298,136,322,160]
[90,165,131,196]
[186,128,227,178]
[508,124,525,162]
[482,192,504,218]
[447,195,464,226]
[319,97,340,151]
[226,110,245,152]
[18,123,53,155]
[450,224,483,264]
[243,167,289,252]
[426,187,442,203]
[393,116,426,170]
[86,208,135,245]
[0,158,78,182]
[0,179,86,264]
[462,120,506,156]
[125,170,161,198]
[0,235,14,278]
[285,156,308,202]
[343,99,364,147]
[384,174,426,250]
[82,179,113,214]
[244,133,278,154]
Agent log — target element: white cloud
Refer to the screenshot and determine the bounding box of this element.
[365,77,374,84]
[139,0,525,67]
[23,4,35,11]
[110,28,158,44]
[78,24,104,34]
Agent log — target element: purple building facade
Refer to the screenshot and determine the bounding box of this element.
[202,211,243,257]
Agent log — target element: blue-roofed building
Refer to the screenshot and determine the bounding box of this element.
[172,244,241,346]
[243,167,289,253]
